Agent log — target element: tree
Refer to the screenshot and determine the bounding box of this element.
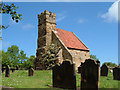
[102,62,117,67]
[23,55,35,69]
[2,50,11,67]
[18,50,28,68]
[0,3,22,30]
[28,55,35,67]
[0,3,22,40]
[2,45,36,69]
[7,45,19,67]
[90,54,99,61]
[41,44,61,70]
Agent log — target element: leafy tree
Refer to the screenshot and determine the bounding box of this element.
[102,62,117,67]
[41,44,61,70]
[18,50,28,68]
[0,3,22,30]
[28,55,35,67]
[0,3,22,40]
[23,55,35,69]
[2,50,11,67]
[2,45,35,69]
[90,54,99,61]
[7,45,19,67]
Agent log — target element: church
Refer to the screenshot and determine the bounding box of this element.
[34,10,90,70]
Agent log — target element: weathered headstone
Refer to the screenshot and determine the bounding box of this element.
[52,61,76,89]
[101,64,108,76]
[5,65,10,77]
[78,62,83,73]
[28,68,34,76]
[78,66,81,73]
[113,67,120,80]
[11,68,15,73]
[81,59,100,90]
[2,68,6,73]
[16,65,19,70]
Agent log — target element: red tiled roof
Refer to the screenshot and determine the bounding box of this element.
[56,28,89,51]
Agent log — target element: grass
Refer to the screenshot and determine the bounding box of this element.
[2,70,52,88]
[100,72,119,88]
[2,70,120,88]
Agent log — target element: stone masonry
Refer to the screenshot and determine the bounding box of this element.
[34,10,90,70]
[35,10,56,70]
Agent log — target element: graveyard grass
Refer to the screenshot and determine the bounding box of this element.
[2,70,120,88]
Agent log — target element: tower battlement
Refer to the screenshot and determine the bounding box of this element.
[38,10,56,25]
[38,10,56,17]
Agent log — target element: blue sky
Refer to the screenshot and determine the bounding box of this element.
[2,2,118,66]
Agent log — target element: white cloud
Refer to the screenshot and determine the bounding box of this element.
[101,0,119,23]
[78,18,85,23]
[56,16,66,22]
[22,24,34,30]
[56,12,66,22]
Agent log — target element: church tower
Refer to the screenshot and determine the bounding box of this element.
[35,10,56,69]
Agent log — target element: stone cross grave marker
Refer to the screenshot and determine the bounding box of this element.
[28,68,34,76]
[101,64,108,76]
[113,67,120,80]
[81,59,100,90]
[5,65,10,77]
[52,61,76,89]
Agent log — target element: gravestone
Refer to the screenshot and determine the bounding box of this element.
[101,64,108,76]
[78,62,83,73]
[52,61,76,89]
[16,65,19,70]
[113,67,120,80]
[81,59,100,90]
[11,68,15,73]
[78,66,81,73]
[28,68,34,76]
[2,68,6,73]
[5,65,10,77]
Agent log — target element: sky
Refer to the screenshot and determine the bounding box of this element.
[2,1,118,66]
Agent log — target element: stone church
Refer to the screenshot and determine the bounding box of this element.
[34,10,90,70]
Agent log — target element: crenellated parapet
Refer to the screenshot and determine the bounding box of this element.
[38,10,56,25]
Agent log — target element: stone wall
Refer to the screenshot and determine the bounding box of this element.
[52,30,90,69]
[69,49,90,69]
[35,10,57,69]
[52,31,73,63]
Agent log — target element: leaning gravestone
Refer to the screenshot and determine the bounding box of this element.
[2,68,6,73]
[16,65,19,70]
[101,64,108,76]
[5,65,10,77]
[81,59,100,90]
[28,68,34,76]
[52,61,76,89]
[113,67,120,80]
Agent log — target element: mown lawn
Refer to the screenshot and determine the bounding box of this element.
[2,70,120,88]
